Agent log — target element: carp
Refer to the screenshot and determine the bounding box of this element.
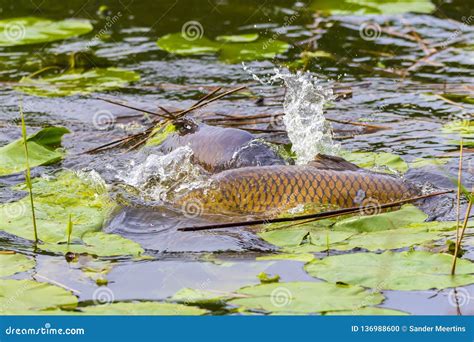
[158,120,285,172]
[178,155,418,215]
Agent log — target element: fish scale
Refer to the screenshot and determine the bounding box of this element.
[179,165,416,215]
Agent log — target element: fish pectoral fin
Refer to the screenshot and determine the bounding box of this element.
[308,154,361,171]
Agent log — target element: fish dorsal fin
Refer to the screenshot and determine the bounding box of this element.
[308,154,360,171]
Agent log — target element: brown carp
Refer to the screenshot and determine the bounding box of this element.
[158,120,285,172]
[178,155,418,215]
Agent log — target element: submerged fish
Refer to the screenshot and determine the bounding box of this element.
[158,120,285,172]
[178,155,418,215]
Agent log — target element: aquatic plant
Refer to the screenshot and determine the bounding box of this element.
[20,104,38,244]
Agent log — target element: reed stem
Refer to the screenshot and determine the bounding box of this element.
[20,103,38,243]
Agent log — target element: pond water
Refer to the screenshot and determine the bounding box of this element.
[0,0,473,315]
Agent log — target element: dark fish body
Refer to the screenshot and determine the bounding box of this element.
[159,123,285,172]
[179,165,416,214]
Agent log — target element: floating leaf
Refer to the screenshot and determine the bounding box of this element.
[447,139,474,147]
[442,120,474,147]
[305,251,474,290]
[257,272,280,284]
[0,253,35,277]
[228,282,384,314]
[43,232,143,257]
[219,40,290,63]
[77,258,112,284]
[333,204,427,232]
[410,157,449,169]
[17,67,140,97]
[0,279,78,314]
[1,170,142,256]
[301,51,334,59]
[341,151,409,174]
[0,171,112,243]
[257,253,315,263]
[325,307,409,315]
[439,94,474,105]
[216,33,259,43]
[82,232,143,256]
[0,126,69,176]
[78,301,207,315]
[311,0,435,15]
[259,222,354,253]
[157,33,289,63]
[442,120,473,136]
[157,33,219,55]
[332,227,445,251]
[333,204,428,232]
[0,17,93,47]
[169,288,231,306]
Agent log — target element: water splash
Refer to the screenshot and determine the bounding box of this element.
[117,146,204,202]
[242,64,339,164]
[278,70,339,164]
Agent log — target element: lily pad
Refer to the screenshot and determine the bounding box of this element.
[442,120,474,147]
[341,151,409,174]
[257,272,280,284]
[259,222,354,253]
[442,120,474,136]
[228,282,384,314]
[0,171,112,243]
[0,17,93,47]
[305,251,474,290]
[157,33,290,63]
[169,288,231,306]
[157,33,219,55]
[78,301,207,315]
[311,0,435,15]
[43,232,143,257]
[332,227,445,251]
[0,253,35,277]
[0,126,69,176]
[216,33,259,43]
[219,40,290,63]
[333,204,427,232]
[410,157,449,169]
[302,51,334,59]
[257,253,315,263]
[0,279,78,314]
[17,67,140,97]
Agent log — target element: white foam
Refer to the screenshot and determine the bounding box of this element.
[117,146,204,201]
[242,65,339,164]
